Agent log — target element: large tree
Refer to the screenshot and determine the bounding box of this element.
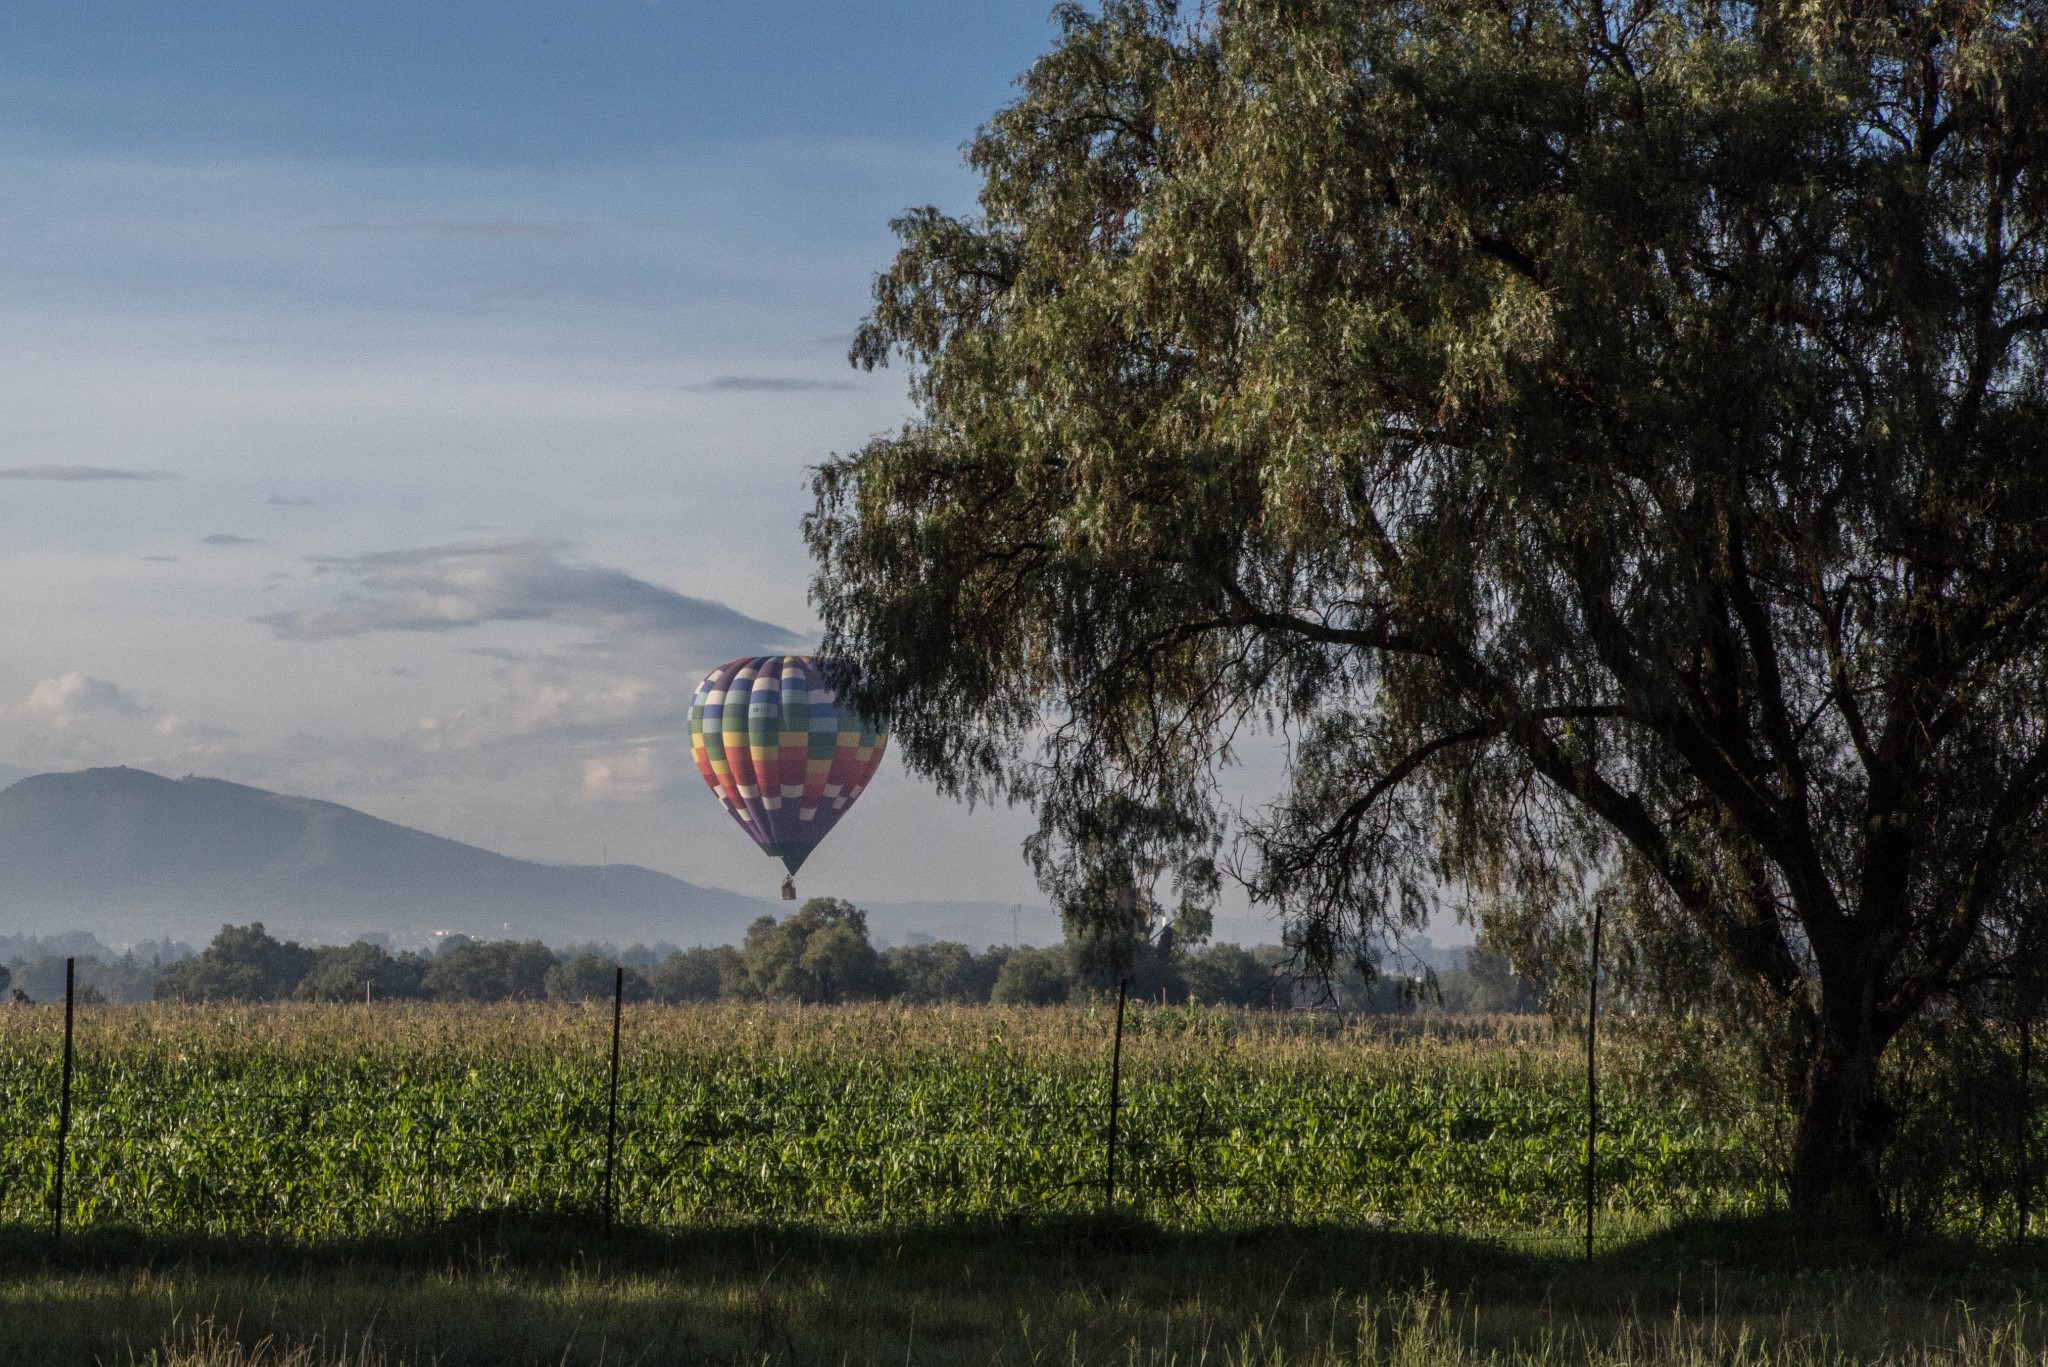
[806,0,2048,1223]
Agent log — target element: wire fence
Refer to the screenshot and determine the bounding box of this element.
[4,995,2031,1245]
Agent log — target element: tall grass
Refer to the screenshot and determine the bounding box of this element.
[25,1224,2048,1366]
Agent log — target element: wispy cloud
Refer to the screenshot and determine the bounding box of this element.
[682,375,859,393]
[312,220,582,239]
[154,715,239,741]
[200,533,263,546]
[0,464,180,481]
[258,538,802,658]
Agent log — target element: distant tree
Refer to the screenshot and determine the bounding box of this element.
[742,899,892,1004]
[0,964,10,997]
[90,952,171,1004]
[1114,938,1196,1004]
[128,939,196,966]
[1438,950,1543,1016]
[1183,944,1285,1008]
[295,942,430,1002]
[421,940,555,1003]
[18,957,80,1002]
[545,954,652,1003]
[990,947,1073,1006]
[808,0,2048,1223]
[12,951,184,1004]
[155,923,315,1002]
[615,943,672,970]
[649,946,745,1003]
[885,941,1008,1004]
[558,941,670,970]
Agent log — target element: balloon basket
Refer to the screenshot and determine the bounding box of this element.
[780,877,797,902]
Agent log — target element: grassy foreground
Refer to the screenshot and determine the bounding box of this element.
[9,1215,2048,1365]
[0,1003,2031,1363]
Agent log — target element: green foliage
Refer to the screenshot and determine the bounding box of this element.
[545,954,652,1003]
[884,941,1007,1004]
[1184,944,1287,1008]
[1443,951,1544,1016]
[0,1003,1784,1239]
[295,943,429,1002]
[421,939,555,1003]
[991,947,1073,1005]
[155,923,315,1002]
[741,898,892,1003]
[806,0,2048,1216]
[126,917,1535,1017]
[648,946,745,1003]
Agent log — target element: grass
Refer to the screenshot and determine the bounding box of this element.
[0,1002,2024,1363]
[10,1214,2048,1365]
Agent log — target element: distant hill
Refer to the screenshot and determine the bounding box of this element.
[0,767,777,948]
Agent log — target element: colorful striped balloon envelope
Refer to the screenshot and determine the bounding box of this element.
[688,655,889,878]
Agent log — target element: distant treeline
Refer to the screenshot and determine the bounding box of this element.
[2,900,1538,1012]
[0,931,195,1006]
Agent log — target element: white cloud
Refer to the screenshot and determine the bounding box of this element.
[155,715,239,741]
[580,746,665,800]
[18,673,148,727]
[259,538,804,657]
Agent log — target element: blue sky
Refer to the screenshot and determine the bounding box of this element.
[0,2,1082,920]
[0,3,1056,162]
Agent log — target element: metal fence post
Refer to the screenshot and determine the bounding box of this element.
[1104,975,1129,1211]
[53,957,76,1239]
[1585,908,1602,1264]
[603,965,623,1234]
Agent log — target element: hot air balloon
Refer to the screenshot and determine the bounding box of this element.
[688,655,888,900]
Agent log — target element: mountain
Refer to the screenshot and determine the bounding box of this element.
[0,767,777,948]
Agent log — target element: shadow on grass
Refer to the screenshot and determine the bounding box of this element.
[6,1213,2048,1365]
[5,1208,2044,1307]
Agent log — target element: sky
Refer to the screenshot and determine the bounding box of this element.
[0,1,1082,909]
[0,2,1422,950]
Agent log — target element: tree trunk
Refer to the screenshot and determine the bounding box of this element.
[1789,1009,1893,1232]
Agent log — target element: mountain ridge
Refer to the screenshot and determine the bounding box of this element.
[0,766,776,947]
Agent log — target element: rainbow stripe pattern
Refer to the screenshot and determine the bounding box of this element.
[688,655,888,875]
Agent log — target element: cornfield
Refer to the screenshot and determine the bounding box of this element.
[0,1002,1784,1239]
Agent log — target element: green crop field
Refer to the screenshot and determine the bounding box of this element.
[0,1002,1778,1238]
[0,1003,2040,1365]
